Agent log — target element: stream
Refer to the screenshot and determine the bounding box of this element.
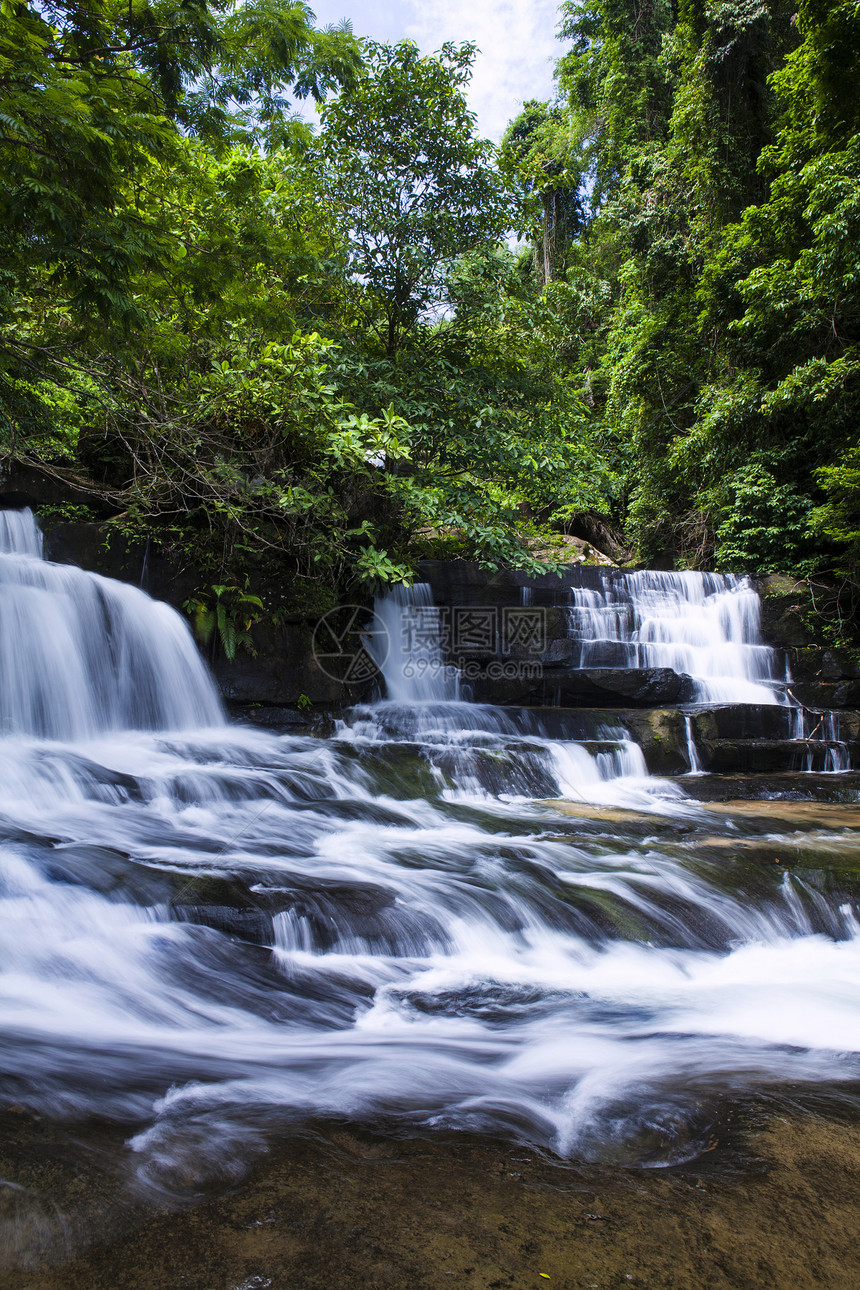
[1,508,860,1216]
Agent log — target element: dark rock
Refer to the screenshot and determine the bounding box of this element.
[417,559,626,609]
[225,703,337,734]
[469,666,696,710]
[548,667,698,708]
[788,681,860,709]
[691,706,795,743]
[171,904,275,946]
[39,520,371,709]
[542,637,577,666]
[43,844,174,903]
[678,771,860,801]
[787,648,860,684]
[563,511,631,563]
[211,621,357,708]
[755,574,819,650]
[619,708,691,775]
[696,738,848,774]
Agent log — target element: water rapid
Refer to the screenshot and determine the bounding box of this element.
[1,515,860,1204]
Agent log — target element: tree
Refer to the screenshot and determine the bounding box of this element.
[557,0,676,206]
[499,101,584,285]
[318,40,514,356]
[0,0,360,322]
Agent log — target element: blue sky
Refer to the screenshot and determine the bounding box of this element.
[307,0,565,140]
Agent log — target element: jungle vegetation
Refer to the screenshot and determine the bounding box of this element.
[1,0,859,614]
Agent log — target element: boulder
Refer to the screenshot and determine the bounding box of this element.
[548,667,698,708]
[691,705,795,743]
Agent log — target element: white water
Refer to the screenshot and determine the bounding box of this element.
[1,515,860,1204]
[684,715,703,774]
[563,569,783,703]
[0,510,222,738]
[371,582,460,702]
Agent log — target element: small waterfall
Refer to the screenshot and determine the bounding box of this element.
[563,569,781,703]
[372,583,460,703]
[0,508,43,558]
[789,705,850,773]
[0,509,223,738]
[684,715,703,774]
[354,585,679,810]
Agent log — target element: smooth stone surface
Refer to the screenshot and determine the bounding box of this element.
[697,738,848,774]
[470,667,697,709]
[13,1111,860,1290]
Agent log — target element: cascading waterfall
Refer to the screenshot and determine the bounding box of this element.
[0,509,222,738]
[1,512,860,1224]
[562,568,783,703]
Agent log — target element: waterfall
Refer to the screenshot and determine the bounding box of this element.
[563,569,782,703]
[0,508,43,558]
[372,583,460,703]
[0,509,223,738]
[684,715,703,774]
[1,517,860,1219]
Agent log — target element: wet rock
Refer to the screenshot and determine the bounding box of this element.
[171,904,275,946]
[470,667,696,709]
[211,621,364,708]
[621,708,690,775]
[696,738,848,774]
[43,844,174,903]
[549,667,698,708]
[691,706,796,743]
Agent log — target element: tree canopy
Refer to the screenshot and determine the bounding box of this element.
[3,0,860,635]
[318,40,513,355]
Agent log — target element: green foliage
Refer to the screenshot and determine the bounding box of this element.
[0,0,359,318]
[812,448,860,577]
[499,101,584,283]
[318,41,514,355]
[184,583,264,661]
[711,457,818,574]
[557,0,676,205]
[10,0,859,621]
[548,0,860,589]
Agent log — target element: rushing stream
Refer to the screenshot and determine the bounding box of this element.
[1,510,860,1207]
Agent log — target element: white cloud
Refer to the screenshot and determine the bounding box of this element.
[404,0,563,139]
[309,0,564,140]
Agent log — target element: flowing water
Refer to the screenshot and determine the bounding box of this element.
[1,511,860,1218]
[561,567,784,703]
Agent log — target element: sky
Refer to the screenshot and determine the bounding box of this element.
[307,0,565,140]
